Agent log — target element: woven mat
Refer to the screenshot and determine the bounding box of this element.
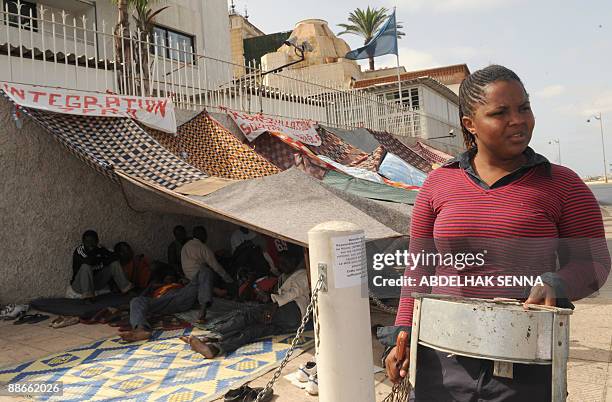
[1,328,314,402]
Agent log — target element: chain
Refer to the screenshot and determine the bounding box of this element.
[369,291,398,314]
[254,275,325,402]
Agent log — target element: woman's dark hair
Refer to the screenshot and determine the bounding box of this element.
[458,65,527,150]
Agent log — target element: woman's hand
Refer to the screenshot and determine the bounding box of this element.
[524,283,556,307]
[384,345,410,384]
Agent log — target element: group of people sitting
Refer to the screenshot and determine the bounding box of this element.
[69,225,310,358]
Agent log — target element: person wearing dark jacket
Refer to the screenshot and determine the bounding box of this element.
[71,230,133,300]
[167,225,189,278]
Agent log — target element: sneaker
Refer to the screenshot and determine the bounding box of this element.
[0,304,29,320]
[297,361,316,382]
[306,373,318,396]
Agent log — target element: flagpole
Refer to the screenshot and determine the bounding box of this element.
[394,7,403,110]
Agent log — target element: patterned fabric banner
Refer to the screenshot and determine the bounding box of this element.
[1,82,177,133]
[224,107,321,146]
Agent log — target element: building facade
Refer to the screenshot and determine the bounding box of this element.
[0,0,231,94]
[353,65,470,149]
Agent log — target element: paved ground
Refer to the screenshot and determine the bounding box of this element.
[1,212,611,401]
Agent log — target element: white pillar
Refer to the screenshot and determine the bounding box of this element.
[308,221,375,402]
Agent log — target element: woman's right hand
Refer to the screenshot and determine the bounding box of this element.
[385,345,410,384]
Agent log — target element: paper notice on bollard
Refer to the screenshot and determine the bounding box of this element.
[332,233,367,288]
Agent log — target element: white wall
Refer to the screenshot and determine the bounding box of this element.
[421,86,462,148]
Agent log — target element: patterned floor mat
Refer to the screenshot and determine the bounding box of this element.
[0,328,314,401]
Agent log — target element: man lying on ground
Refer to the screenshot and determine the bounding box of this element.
[119,226,234,342]
[180,243,309,358]
[71,230,133,301]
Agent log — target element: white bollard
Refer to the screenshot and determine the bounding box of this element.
[308,221,375,402]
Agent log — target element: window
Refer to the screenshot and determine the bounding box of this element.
[3,0,38,31]
[384,86,420,110]
[151,25,194,63]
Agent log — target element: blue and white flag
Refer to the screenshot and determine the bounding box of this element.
[344,11,398,60]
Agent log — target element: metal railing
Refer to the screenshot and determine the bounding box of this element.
[0,2,460,138]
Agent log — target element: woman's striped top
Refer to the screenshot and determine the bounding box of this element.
[395,163,611,326]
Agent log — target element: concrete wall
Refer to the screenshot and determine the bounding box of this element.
[421,86,463,149]
[0,100,236,304]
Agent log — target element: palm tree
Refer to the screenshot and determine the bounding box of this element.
[110,0,168,94]
[111,0,133,93]
[338,6,404,71]
[132,0,169,94]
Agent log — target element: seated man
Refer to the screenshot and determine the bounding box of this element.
[167,225,189,278]
[115,242,151,290]
[119,226,234,342]
[230,226,258,254]
[71,230,133,300]
[180,243,309,358]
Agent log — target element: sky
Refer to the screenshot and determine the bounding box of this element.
[232,0,611,178]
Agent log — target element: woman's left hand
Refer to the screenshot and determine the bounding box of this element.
[524,283,557,307]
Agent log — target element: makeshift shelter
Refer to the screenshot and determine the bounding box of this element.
[147,112,280,180]
[246,131,328,179]
[409,140,454,165]
[305,126,369,165]
[350,146,386,172]
[16,100,207,190]
[319,125,381,153]
[368,129,433,173]
[0,92,412,301]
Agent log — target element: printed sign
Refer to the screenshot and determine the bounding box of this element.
[332,233,367,288]
[1,82,177,133]
[224,108,321,146]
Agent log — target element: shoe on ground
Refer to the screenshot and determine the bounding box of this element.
[0,304,29,320]
[306,373,318,396]
[297,361,316,382]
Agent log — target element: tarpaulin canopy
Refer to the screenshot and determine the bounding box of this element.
[3,94,409,246]
[367,129,434,173]
[322,170,417,205]
[409,141,454,165]
[147,112,280,180]
[2,94,205,190]
[118,168,408,246]
[319,125,381,153]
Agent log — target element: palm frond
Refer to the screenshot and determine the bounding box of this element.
[337,6,402,42]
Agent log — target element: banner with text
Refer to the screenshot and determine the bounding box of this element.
[1,82,177,133]
[224,108,321,146]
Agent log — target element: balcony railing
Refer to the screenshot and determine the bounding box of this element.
[0,2,460,138]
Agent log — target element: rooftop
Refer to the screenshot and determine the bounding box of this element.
[353,64,470,89]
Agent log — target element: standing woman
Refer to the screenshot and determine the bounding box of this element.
[383,65,610,401]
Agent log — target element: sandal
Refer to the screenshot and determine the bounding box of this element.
[51,316,79,329]
[99,308,122,324]
[109,317,130,328]
[224,385,272,402]
[244,387,273,402]
[224,384,251,402]
[13,313,50,325]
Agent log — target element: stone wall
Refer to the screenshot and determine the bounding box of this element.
[0,101,235,304]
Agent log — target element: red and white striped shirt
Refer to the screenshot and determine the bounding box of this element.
[395,163,611,326]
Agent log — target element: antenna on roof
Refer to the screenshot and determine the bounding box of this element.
[244,6,249,19]
[229,0,236,15]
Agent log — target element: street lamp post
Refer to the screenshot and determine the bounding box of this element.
[587,113,607,183]
[548,139,561,164]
